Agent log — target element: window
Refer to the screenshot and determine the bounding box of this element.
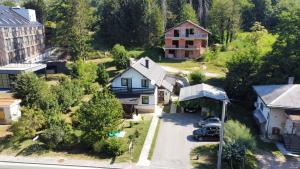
[142,96,149,104]
[174,30,179,37]
[185,29,194,37]
[141,79,149,88]
[201,40,207,48]
[185,40,193,47]
[172,40,179,48]
[121,78,128,86]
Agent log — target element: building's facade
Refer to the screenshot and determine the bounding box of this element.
[253,84,300,153]
[164,20,210,59]
[0,5,47,89]
[0,97,21,125]
[111,57,174,117]
[0,6,45,66]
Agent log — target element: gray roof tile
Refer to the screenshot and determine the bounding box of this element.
[253,84,300,109]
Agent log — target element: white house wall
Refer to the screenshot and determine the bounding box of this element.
[135,87,158,111]
[2,104,21,124]
[267,108,287,137]
[112,68,155,89]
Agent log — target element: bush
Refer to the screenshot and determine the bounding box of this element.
[111,44,130,70]
[93,138,126,157]
[189,71,205,85]
[11,107,45,140]
[224,120,256,150]
[52,78,84,113]
[222,142,246,169]
[40,125,65,149]
[97,64,109,87]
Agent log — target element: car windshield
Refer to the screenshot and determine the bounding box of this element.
[208,119,219,123]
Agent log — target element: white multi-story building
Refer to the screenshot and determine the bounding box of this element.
[111,57,174,117]
[0,5,47,88]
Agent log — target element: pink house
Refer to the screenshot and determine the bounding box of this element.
[164,20,210,59]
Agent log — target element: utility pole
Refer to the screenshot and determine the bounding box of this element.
[217,100,227,169]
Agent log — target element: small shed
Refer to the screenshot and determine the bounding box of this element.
[0,97,22,124]
[179,83,229,116]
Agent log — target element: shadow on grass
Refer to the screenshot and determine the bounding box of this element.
[204,77,225,88]
[16,143,49,156]
[190,144,218,169]
[0,136,22,153]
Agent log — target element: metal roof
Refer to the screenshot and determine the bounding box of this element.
[253,84,300,109]
[0,5,41,27]
[179,83,229,102]
[119,57,174,92]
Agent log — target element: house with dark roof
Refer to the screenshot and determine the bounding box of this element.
[164,20,210,59]
[111,57,174,116]
[253,84,300,153]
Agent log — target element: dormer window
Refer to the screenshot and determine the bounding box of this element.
[141,79,149,88]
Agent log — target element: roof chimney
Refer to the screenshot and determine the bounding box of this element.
[145,59,149,68]
[288,77,294,84]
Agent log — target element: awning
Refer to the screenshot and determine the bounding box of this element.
[119,97,139,105]
[253,110,267,124]
[179,83,229,102]
[285,110,300,123]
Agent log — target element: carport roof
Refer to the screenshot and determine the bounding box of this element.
[179,83,229,102]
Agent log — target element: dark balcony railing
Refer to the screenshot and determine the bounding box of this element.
[111,87,155,95]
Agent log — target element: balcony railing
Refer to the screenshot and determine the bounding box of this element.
[111,87,155,95]
[166,33,208,39]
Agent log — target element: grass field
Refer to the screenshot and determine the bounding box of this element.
[148,119,160,160]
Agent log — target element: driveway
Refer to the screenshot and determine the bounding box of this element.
[150,113,210,169]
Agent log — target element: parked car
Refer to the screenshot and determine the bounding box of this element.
[193,123,220,141]
[184,107,198,113]
[198,116,220,127]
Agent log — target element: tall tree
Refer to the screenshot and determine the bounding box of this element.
[178,3,199,24]
[258,7,300,84]
[23,0,47,23]
[48,0,92,60]
[75,91,123,148]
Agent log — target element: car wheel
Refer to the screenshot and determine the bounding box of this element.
[198,137,203,141]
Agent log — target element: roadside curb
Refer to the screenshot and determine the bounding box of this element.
[0,160,124,169]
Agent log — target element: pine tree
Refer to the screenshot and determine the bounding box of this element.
[178,3,199,24]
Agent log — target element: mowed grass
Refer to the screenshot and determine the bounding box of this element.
[148,119,160,160]
[190,144,218,169]
[116,115,153,162]
[0,115,153,163]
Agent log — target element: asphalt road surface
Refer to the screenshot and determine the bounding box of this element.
[150,113,211,169]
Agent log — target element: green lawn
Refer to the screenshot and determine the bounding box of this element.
[148,119,160,160]
[0,115,153,163]
[190,144,218,169]
[116,115,153,162]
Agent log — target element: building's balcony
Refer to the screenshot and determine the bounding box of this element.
[165,33,208,40]
[164,45,200,50]
[111,87,155,95]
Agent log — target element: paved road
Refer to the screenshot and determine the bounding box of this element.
[0,162,123,169]
[150,113,209,169]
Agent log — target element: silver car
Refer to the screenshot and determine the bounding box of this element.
[198,117,221,127]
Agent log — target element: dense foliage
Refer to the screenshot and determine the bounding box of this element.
[97,64,109,87]
[75,91,124,148]
[189,71,205,85]
[111,44,130,70]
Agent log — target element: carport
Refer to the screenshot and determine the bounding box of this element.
[178,83,229,115]
[178,83,230,169]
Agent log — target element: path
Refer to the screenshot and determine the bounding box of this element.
[136,106,163,166]
[162,66,221,78]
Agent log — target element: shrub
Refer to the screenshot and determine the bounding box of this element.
[111,44,130,70]
[189,71,205,85]
[97,64,109,87]
[11,107,45,140]
[224,120,256,150]
[40,125,65,149]
[93,138,126,157]
[222,142,246,169]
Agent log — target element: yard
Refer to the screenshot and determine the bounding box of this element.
[0,115,153,163]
